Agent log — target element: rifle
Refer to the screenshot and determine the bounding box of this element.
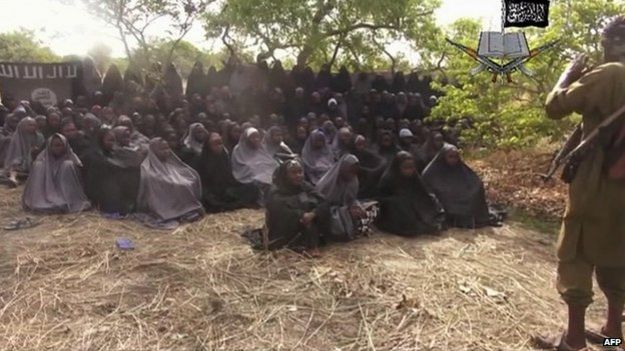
[541,103,625,182]
[540,124,582,181]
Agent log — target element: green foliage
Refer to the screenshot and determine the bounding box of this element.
[204,0,441,69]
[0,30,60,62]
[432,0,624,148]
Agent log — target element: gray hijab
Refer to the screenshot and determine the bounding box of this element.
[136,138,203,221]
[262,126,293,156]
[301,129,336,184]
[231,127,279,185]
[315,153,359,205]
[182,123,206,155]
[3,117,44,174]
[22,134,91,213]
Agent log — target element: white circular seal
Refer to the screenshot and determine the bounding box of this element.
[31,88,58,108]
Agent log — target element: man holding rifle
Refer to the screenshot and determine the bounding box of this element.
[536,16,625,351]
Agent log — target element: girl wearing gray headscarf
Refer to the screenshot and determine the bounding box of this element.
[315,154,379,241]
[179,122,209,168]
[301,129,336,185]
[136,138,204,227]
[22,134,91,213]
[231,127,279,186]
[3,117,45,187]
[0,114,19,169]
[262,126,293,157]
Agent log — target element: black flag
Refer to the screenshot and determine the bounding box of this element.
[503,0,550,28]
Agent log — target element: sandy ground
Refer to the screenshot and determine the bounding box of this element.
[0,186,611,351]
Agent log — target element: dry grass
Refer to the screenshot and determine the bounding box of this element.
[0,184,610,351]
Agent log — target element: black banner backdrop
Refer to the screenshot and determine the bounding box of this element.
[0,61,83,108]
[503,0,551,28]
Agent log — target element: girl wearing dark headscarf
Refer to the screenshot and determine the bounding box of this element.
[419,130,447,166]
[179,123,209,167]
[332,66,352,94]
[223,122,242,152]
[198,132,259,212]
[231,128,280,196]
[81,127,141,215]
[0,114,19,169]
[22,134,91,213]
[116,115,150,152]
[372,130,401,165]
[376,151,443,236]
[2,117,45,187]
[301,129,336,185]
[136,138,204,226]
[315,154,379,241]
[265,159,325,255]
[353,135,386,198]
[262,126,294,157]
[422,144,496,228]
[287,126,308,155]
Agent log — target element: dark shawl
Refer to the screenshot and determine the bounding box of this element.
[198,142,259,212]
[266,159,324,250]
[422,144,491,228]
[22,134,91,213]
[376,151,443,236]
[353,135,387,198]
[81,128,141,214]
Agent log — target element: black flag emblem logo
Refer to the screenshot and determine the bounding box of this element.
[503,0,550,28]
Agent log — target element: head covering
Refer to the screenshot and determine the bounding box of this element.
[273,158,306,194]
[22,134,91,213]
[327,98,338,107]
[182,123,206,155]
[301,129,336,184]
[399,128,413,138]
[422,144,490,224]
[331,127,354,158]
[315,153,359,205]
[3,117,44,174]
[136,138,203,221]
[231,127,279,185]
[262,125,293,156]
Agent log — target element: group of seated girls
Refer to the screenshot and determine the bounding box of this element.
[1,100,500,237]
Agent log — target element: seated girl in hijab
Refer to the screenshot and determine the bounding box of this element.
[231,127,280,201]
[331,127,355,158]
[179,122,209,167]
[116,115,150,152]
[23,134,91,213]
[353,135,386,198]
[419,130,446,166]
[286,126,308,155]
[263,126,294,157]
[81,127,142,215]
[199,132,260,212]
[2,117,45,187]
[265,159,325,255]
[376,151,444,236]
[301,130,336,185]
[422,144,500,228]
[0,114,19,169]
[136,138,204,228]
[315,154,379,241]
[373,129,401,165]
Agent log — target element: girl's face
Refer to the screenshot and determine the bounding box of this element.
[155,141,172,161]
[444,149,461,166]
[286,164,305,186]
[192,125,208,142]
[312,134,325,149]
[381,134,393,147]
[230,126,242,142]
[270,129,283,145]
[338,130,352,146]
[49,137,66,158]
[208,133,224,154]
[23,119,37,134]
[247,132,262,149]
[355,138,367,152]
[399,158,416,178]
[340,162,359,181]
[101,131,115,151]
[296,127,308,140]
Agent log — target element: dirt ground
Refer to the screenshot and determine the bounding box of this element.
[0,180,612,350]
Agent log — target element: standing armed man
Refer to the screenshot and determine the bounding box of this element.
[538,16,625,351]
